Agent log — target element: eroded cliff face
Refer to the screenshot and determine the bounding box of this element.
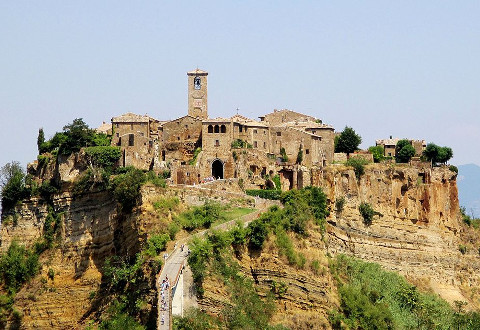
[0,188,153,328]
[314,164,480,306]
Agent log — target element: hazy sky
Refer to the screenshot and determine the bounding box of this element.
[1,1,479,169]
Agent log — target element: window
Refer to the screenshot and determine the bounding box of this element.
[253,129,258,134]
[312,130,316,134]
[185,124,188,128]
[116,123,119,128]
[130,124,133,130]
[239,126,243,132]
[306,149,309,154]
[263,142,266,149]
[253,141,258,148]
[221,125,226,133]
[177,137,180,141]
[116,133,119,137]
[215,140,220,147]
[276,132,281,136]
[128,134,134,146]
[214,125,219,133]
[264,130,266,135]
[208,125,213,133]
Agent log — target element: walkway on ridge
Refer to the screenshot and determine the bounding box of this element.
[157,197,278,329]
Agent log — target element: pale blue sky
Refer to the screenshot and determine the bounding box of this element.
[1,1,479,169]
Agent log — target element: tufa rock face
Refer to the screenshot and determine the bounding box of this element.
[315,164,479,306]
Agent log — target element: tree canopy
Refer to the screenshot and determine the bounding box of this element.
[368,146,385,163]
[423,143,453,165]
[1,161,28,210]
[335,126,362,154]
[395,139,416,163]
[39,118,111,156]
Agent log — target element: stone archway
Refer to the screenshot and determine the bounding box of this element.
[212,159,224,179]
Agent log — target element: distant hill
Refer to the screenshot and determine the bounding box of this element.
[457,164,480,218]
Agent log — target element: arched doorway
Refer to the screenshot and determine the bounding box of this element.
[212,159,224,179]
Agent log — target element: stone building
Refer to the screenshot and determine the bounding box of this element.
[376,137,426,158]
[105,69,337,189]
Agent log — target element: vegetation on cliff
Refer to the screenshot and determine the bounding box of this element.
[329,255,480,329]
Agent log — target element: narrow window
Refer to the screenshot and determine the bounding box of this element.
[221,125,226,133]
[130,124,133,130]
[215,140,220,147]
[128,134,134,146]
[263,142,266,149]
[239,126,243,133]
[254,141,258,148]
[254,129,258,134]
[276,132,281,137]
[214,125,219,133]
[306,149,309,154]
[208,125,213,133]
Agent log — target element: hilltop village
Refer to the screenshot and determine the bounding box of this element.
[98,69,425,190]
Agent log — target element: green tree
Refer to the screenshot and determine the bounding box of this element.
[395,139,416,163]
[37,128,45,154]
[58,118,95,155]
[1,162,28,210]
[335,127,362,154]
[368,145,385,163]
[422,143,453,165]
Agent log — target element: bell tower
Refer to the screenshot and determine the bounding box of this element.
[187,69,208,119]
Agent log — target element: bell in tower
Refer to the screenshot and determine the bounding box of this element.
[187,69,208,119]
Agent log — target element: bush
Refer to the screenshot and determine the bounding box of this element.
[345,157,369,180]
[368,145,385,163]
[296,146,303,164]
[109,168,146,212]
[247,219,268,250]
[0,241,40,294]
[359,202,381,225]
[231,139,251,149]
[84,146,121,169]
[245,189,282,200]
[145,234,170,257]
[459,245,467,255]
[189,147,202,165]
[336,196,346,213]
[177,201,225,231]
[146,171,166,188]
[280,147,288,162]
[449,165,458,174]
[73,168,109,195]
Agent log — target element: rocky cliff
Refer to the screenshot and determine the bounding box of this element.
[315,164,480,307]
[1,161,478,328]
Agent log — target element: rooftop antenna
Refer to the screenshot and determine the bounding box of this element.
[236,107,240,115]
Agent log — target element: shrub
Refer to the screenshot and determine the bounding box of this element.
[38,179,59,202]
[296,146,303,164]
[272,175,281,190]
[345,157,369,180]
[47,268,55,280]
[0,241,40,294]
[449,165,458,174]
[146,171,166,188]
[245,189,282,200]
[359,202,381,225]
[459,245,467,255]
[231,139,250,149]
[368,145,385,163]
[109,168,146,212]
[247,219,268,250]
[280,147,288,162]
[73,168,109,195]
[189,147,202,165]
[145,234,170,257]
[84,146,121,169]
[335,196,346,213]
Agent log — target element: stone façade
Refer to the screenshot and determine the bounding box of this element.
[108,69,335,189]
